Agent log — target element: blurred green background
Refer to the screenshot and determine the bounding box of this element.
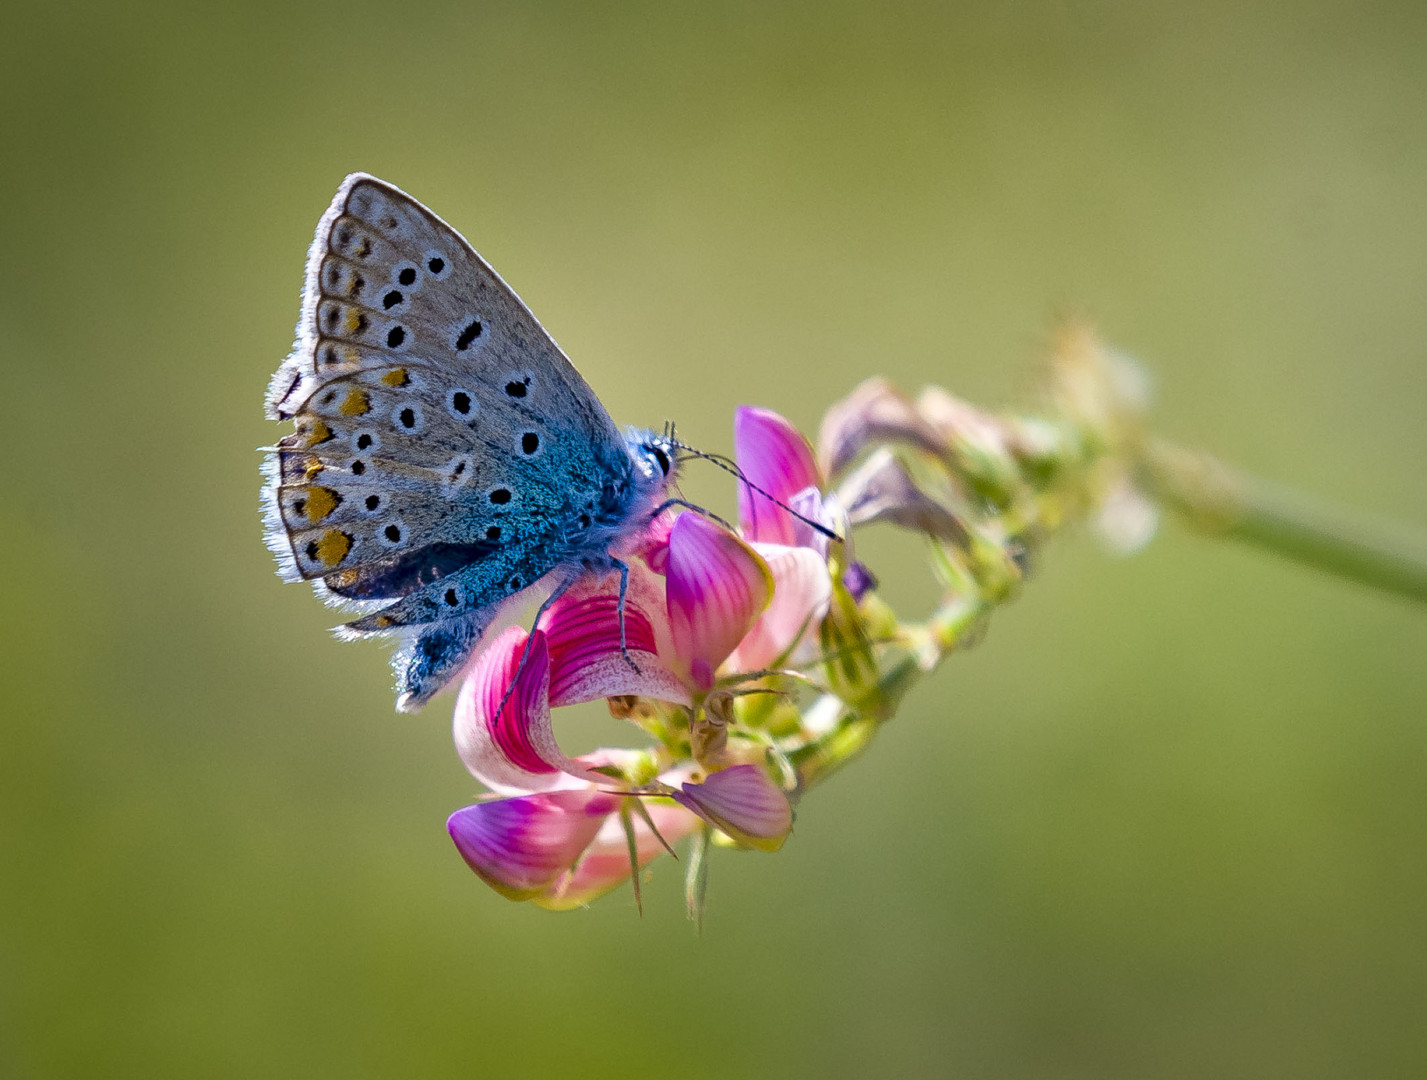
[3,1,1426,1076]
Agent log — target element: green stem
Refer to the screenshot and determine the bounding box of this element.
[1140,439,1427,605]
[788,653,928,793]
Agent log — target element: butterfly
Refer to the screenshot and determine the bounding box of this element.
[262,174,678,712]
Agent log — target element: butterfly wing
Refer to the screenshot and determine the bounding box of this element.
[263,174,629,594]
[262,174,637,709]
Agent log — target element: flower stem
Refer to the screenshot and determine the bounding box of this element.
[1140,439,1427,605]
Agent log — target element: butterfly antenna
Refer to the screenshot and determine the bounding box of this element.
[669,439,842,543]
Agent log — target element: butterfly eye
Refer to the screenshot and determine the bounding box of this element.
[650,445,671,476]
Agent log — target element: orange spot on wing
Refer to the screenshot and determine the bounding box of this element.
[314,529,352,567]
[381,367,409,387]
[339,387,370,416]
[304,487,341,521]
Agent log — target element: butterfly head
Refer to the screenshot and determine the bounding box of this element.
[625,428,680,492]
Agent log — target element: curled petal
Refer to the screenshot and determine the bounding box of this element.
[728,543,833,673]
[539,572,690,708]
[915,386,1012,460]
[837,447,968,543]
[447,790,620,901]
[734,406,823,546]
[672,765,793,852]
[666,514,773,693]
[535,801,702,911]
[453,628,579,794]
[817,378,946,478]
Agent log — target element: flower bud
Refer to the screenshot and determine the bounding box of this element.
[818,377,947,478]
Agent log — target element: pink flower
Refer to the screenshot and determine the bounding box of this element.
[734,406,827,549]
[727,406,837,672]
[447,512,811,906]
[444,406,857,909]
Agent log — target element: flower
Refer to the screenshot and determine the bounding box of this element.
[437,345,1173,915]
[734,405,826,548]
[447,508,821,908]
[726,407,838,672]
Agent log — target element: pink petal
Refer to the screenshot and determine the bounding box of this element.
[447,790,620,901]
[727,543,833,673]
[452,627,577,794]
[535,801,702,911]
[624,508,676,575]
[665,514,773,693]
[672,764,793,852]
[539,572,690,708]
[734,406,823,545]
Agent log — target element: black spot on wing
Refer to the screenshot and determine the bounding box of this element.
[455,319,482,351]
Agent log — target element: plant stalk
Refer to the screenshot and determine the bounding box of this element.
[1140,439,1427,605]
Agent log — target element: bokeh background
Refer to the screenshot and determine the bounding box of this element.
[4,2,1426,1076]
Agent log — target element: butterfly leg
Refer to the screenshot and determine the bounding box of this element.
[611,557,642,676]
[490,571,578,721]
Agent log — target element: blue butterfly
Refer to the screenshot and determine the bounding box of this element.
[263,174,678,711]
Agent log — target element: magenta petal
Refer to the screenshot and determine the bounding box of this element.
[665,514,773,693]
[447,790,620,901]
[672,765,793,852]
[452,627,570,794]
[539,575,691,708]
[734,406,822,545]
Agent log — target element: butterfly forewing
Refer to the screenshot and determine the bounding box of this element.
[264,174,629,591]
